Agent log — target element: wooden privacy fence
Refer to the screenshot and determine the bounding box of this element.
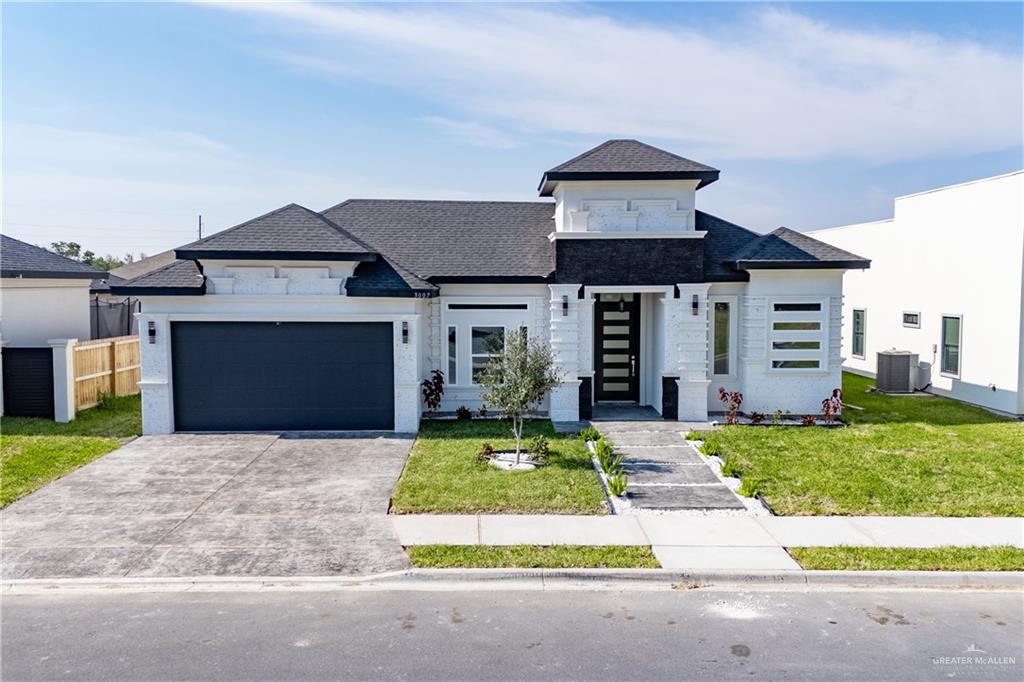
[73,335,141,411]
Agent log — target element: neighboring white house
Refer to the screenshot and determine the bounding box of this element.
[808,171,1024,416]
[113,140,870,434]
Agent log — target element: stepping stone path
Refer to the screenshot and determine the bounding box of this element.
[597,421,745,511]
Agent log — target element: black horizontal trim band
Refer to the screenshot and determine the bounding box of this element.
[346,287,438,299]
[428,275,552,284]
[447,304,529,310]
[1,270,104,280]
[734,259,871,270]
[539,170,719,194]
[176,250,377,262]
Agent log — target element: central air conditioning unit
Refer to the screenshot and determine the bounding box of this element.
[876,350,919,394]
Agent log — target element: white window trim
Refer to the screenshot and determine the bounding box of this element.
[709,295,738,379]
[940,313,963,379]
[440,299,533,387]
[902,311,921,329]
[766,297,829,373]
[446,325,458,386]
[851,308,867,359]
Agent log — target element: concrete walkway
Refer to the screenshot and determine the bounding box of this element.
[391,515,1024,570]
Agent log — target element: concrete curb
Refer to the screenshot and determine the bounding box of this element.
[4,569,1021,595]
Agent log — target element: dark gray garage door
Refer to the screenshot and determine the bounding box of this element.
[171,322,394,431]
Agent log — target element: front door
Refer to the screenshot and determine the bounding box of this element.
[594,294,640,402]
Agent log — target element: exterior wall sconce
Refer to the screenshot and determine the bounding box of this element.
[691,294,699,316]
[147,321,156,344]
[401,320,409,344]
[562,295,569,316]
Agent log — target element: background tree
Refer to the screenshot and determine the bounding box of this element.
[49,241,82,260]
[477,331,562,464]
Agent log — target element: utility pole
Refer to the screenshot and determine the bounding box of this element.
[198,214,203,239]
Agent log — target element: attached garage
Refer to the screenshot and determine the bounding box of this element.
[171,321,395,431]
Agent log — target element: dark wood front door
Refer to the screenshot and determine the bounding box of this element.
[595,294,640,402]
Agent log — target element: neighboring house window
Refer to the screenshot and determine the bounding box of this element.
[709,296,737,377]
[769,300,827,370]
[902,312,921,328]
[447,326,457,385]
[852,309,866,359]
[941,315,962,376]
[471,327,504,384]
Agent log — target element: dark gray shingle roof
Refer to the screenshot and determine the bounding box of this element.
[322,199,556,281]
[539,140,719,195]
[1,234,106,279]
[729,227,871,270]
[175,204,376,261]
[109,259,206,295]
[110,250,177,281]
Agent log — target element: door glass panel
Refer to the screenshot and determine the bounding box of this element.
[604,325,629,335]
[603,382,628,391]
[603,339,628,349]
[604,368,629,377]
[713,302,730,375]
[603,311,630,321]
[603,354,629,363]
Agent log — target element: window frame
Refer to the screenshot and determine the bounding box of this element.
[447,326,457,385]
[470,326,507,386]
[440,298,534,387]
[767,297,829,373]
[851,308,866,359]
[940,314,962,378]
[902,311,921,329]
[708,295,738,379]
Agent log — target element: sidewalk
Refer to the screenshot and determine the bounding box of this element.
[391,515,1024,570]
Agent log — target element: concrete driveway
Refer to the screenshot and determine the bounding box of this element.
[2,434,414,578]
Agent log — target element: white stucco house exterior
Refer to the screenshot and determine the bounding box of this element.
[808,171,1024,416]
[112,140,870,434]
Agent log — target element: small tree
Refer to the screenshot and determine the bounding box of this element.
[477,331,562,464]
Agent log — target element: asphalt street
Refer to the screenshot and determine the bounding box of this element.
[3,587,1021,681]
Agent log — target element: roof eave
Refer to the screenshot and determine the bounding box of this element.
[108,284,207,296]
[175,250,377,262]
[734,259,872,271]
[1,269,106,280]
[538,170,720,196]
[428,275,552,284]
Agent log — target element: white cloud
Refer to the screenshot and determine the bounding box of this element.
[208,2,1022,162]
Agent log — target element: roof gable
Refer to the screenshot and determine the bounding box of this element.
[539,139,719,195]
[0,234,106,279]
[175,203,377,262]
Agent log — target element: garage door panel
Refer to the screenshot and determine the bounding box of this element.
[172,322,395,431]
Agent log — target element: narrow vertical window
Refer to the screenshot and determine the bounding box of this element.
[941,316,961,376]
[713,301,730,375]
[447,326,457,385]
[852,309,866,358]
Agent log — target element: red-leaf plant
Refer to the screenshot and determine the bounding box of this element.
[821,388,843,425]
[718,387,743,425]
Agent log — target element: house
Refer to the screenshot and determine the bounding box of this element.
[111,140,869,434]
[87,251,176,338]
[808,171,1024,416]
[0,234,106,416]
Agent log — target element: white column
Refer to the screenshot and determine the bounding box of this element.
[393,315,422,433]
[137,314,173,434]
[548,284,582,422]
[0,339,6,416]
[48,338,77,423]
[675,284,712,421]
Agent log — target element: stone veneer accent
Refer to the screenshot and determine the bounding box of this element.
[555,239,703,286]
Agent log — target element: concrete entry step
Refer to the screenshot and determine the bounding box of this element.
[614,446,703,464]
[603,431,685,447]
[627,485,745,510]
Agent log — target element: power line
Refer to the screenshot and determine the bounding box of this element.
[2,221,198,232]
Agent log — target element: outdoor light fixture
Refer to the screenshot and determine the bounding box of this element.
[147,321,156,344]
[691,294,699,316]
[402,320,409,344]
[562,295,569,316]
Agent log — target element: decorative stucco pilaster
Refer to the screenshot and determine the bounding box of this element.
[674,283,712,421]
[548,284,582,422]
[137,313,174,435]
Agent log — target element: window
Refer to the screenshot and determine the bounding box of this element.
[768,299,828,371]
[471,326,504,383]
[902,312,920,328]
[447,326,457,385]
[713,301,730,375]
[941,315,961,376]
[852,309,866,358]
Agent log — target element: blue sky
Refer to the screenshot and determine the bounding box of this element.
[3,2,1022,258]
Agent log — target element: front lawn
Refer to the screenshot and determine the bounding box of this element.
[407,544,659,568]
[391,419,607,514]
[1,395,141,507]
[712,373,1024,516]
[790,546,1024,571]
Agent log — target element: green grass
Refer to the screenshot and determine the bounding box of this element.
[407,544,660,568]
[391,419,607,514]
[790,546,1024,571]
[1,395,141,507]
[712,373,1024,516]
